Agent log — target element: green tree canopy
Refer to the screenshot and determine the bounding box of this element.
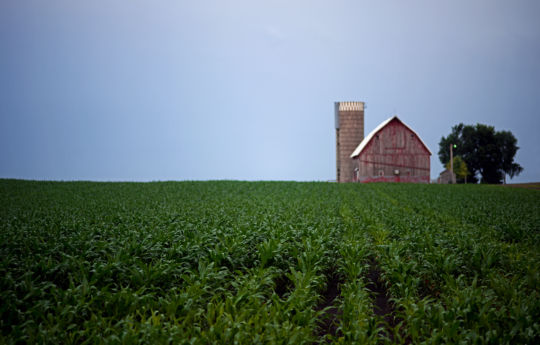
[438,124,523,184]
[445,156,469,182]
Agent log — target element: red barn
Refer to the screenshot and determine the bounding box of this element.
[350,116,431,183]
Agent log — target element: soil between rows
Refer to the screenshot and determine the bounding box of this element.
[314,272,344,342]
[366,259,411,344]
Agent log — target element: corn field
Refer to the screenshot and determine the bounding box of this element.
[1,180,539,344]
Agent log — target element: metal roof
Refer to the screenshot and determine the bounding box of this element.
[350,115,432,158]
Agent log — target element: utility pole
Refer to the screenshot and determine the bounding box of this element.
[450,143,456,184]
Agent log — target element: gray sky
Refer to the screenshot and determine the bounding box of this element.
[1,0,539,182]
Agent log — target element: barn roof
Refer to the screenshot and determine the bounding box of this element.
[350,115,432,158]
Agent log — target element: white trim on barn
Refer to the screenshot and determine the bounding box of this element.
[350,115,432,158]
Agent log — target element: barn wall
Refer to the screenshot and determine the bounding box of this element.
[335,102,364,183]
[354,119,430,183]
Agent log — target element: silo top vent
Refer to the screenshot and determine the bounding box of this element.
[338,101,364,111]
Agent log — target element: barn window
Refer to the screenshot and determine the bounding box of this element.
[378,170,384,176]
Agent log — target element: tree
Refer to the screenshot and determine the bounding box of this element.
[438,124,523,184]
[445,156,468,182]
[497,130,524,183]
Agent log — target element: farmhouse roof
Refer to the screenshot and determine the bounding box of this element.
[350,115,432,158]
